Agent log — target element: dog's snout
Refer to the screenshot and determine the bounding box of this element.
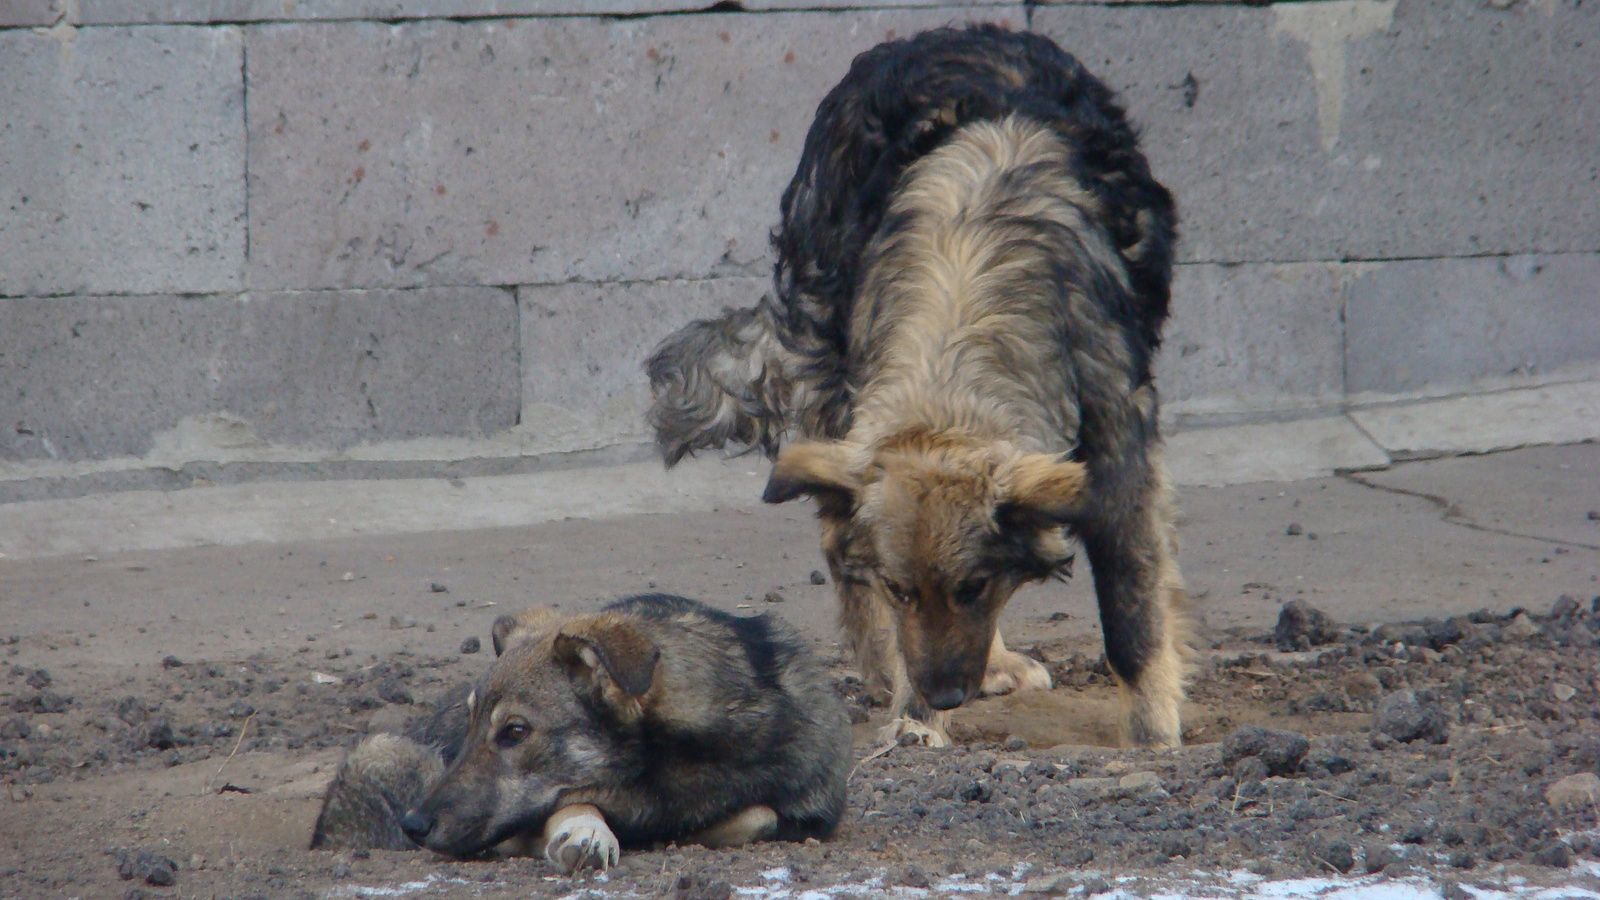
[399,811,435,844]
[925,685,969,711]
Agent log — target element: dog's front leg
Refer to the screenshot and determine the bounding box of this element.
[686,805,779,849]
[542,804,620,873]
[876,651,952,749]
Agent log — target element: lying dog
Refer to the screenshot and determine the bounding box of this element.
[647,25,1191,749]
[310,594,851,871]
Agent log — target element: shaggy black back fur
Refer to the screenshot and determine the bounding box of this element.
[771,24,1177,438]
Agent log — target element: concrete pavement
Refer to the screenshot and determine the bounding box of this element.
[1,442,1594,680]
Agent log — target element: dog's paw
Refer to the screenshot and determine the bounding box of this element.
[879,716,951,749]
[981,649,1053,697]
[544,810,620,874]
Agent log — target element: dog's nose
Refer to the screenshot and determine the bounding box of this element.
[399,811,435,843]
[925,685,969,711]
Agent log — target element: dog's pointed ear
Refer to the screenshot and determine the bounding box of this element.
[553,616,661,700]
[491,607,561,656]
[762,441,861,506]
[998,452,1089,526]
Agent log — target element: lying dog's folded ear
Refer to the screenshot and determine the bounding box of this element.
[553,616,661,703]
[997,452,1089,526]
[762,441,861,507]
[491,607,561,656]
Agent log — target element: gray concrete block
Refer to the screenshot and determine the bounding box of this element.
[1033,1,1599,263]
[1349,381,1600,461]
[1346,254,1600,398]
[1158,262,1345,417]
[518,276,768,446]
[0,288,518,461]
[0,0,60,26]
[1165,416,1388,487]
[0,26,245,296]
[245,8,1011,291]
[74,0,701,24]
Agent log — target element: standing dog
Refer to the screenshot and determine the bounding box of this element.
[647,25,1190,749]
[311,595,851,872]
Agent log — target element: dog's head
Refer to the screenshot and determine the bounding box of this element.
[401,610,660,857]
[764,432,1085,712]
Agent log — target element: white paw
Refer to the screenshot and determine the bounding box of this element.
[878,716,951,749]
[544,811,620,874]
[981,651,1053,697]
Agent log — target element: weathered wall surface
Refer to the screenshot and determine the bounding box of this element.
[2,0,1597,484]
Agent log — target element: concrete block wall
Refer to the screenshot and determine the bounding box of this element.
[2,0,1597,485]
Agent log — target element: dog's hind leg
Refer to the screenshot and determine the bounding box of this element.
[687,805,780,849]
[1081,451,1192,749]
[979,630,1054,697]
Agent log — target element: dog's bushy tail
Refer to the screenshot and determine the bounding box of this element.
[309,734,445,851]
[646,295,798,467]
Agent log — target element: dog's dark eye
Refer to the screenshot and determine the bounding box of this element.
[883,580,914,605]
[953,579,987,607]
[495,720,530,748]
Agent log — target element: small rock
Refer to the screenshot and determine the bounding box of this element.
[459,637,481,655]
[763,591,785,604]
[1118,771,1163,792]
[1440,882,1470,900]
[1545,772,1600,811]
[959,780,993,803]
[1220,725,1309,775]
[1551,594,1580,618]
[1551,682,1576,702]
[23,692,70,714]
[896,865,931,889]
[673,874,733,900]
[1374,690,1450,744]
[1318,840,1355,873]
[133,719,176,751]
[117,851,178,887]
[1003,736,1028,752]
[160,655,183,669]
[429,582,448,593]
[1275,601,1339,651]
[1233,756,1271,784]
[376,678,413,705]
[1021,873,1072,895]
[1533,842,1573,868]
[809,570,827,585]
[1285,522,1304,536]
[388,615,417,631]
[1057,846,1094,867]
[1364,843,1402,873]
[340,571,355,582]
[1499,612,1540,640]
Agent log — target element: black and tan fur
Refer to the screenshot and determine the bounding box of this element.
[311,595,850,871]
[647,25,1191,748]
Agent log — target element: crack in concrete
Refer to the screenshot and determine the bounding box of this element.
[1338,471,1600,553]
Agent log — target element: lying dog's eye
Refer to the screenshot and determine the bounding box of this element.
[495,720,530,748]
[953,579,987,606]
[883,580,914,605]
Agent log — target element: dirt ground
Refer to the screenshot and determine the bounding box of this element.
[2,446,1599,898]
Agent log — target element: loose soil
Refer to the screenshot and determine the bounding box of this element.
[3,596,1599,899]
